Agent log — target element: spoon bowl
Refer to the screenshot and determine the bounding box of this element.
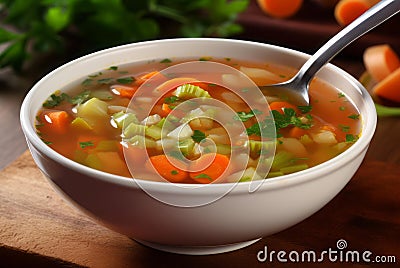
[260,0,400,106]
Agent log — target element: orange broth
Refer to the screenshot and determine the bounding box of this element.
[35,57,361,183]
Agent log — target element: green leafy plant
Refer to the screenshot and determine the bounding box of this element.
[0,0,249,71]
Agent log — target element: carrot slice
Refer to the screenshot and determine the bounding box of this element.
[110,85,138,98]
[138,71,159,82]
[373,67,400,103]
[363,44,400,82]
[269,101,298,114]
[189,153,230,184]
[289,126,307,139]
[334,0,371,26]
[257,0,303,18]
[161,103,172,116]
[44,111,70,134]
[145,155,189,183]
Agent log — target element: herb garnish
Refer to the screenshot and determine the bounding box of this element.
[108,66,118,71]
[348,114,360,120]
[71,90,91,105]
[171,170,179,175]
[345,134,358,143]
[79,141,94,149]
[160,58,172,63]
[116,77,135,84]
[338,93,345,98]
[297,105,313,113]
[194,173,212,180]
[164,96,179,104]
[339,124,350,133]
[234,109,262,122]
[42,92,70,108]
[191,130,206,143]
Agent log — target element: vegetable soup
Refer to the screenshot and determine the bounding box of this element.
[35,57,361,183]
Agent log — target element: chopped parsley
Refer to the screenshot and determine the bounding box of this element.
[246,118,276,138]
[194,173,212,180]
[234,109,262,122]
[108,66,118,71]
[79,141,94,149]
[160,58,172,63]
[339,124,350,133]
[191,130,206,143]
[339,106,346,111]
[171,170,179,175]
[338,92,345,98]
[164,96,179,104]
[297,105,313,113]
[116,77,135,84]
[81,78,93,86]
[97,78,114,84]
[71,90,91,105]
[42,92,70,108]
[272,108,313,130]
[348,114,360,120]
[345,134,358,143]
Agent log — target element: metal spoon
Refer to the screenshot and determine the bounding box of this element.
[259,0,400,106]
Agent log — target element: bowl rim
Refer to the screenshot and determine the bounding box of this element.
[20,37,377,194]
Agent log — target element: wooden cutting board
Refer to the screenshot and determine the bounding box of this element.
[1,151,400,267]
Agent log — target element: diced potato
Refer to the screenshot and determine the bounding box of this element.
[312,130,338,144]
[279,138,308,157]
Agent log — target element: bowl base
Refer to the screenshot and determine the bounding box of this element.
[134,238,262,255]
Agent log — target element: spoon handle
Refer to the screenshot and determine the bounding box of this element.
[294,0,400,87]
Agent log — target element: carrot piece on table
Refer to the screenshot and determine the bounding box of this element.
[145,155,189,183]
[334,0,371,26]
[189,153,230,184]
[269,101,298,114]
[110,85,138,98]
[289,126,307,139]
[363,44,400,82]
[257,0,303,19]
[44,111,70,134]
[373,67,400,103]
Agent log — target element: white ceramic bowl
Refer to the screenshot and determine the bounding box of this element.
[20,38,377,255]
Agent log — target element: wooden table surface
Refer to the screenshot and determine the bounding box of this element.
[1,2,400,267]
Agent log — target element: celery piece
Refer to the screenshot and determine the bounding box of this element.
[145,125,163,140]
[123,123,147,138]
[84,153,102,170]
[173,84,211,99]
[271,151,294,171]
[267,171,284,178]
[112,111,139,129]
[90,90,113,100]
[216,144,231,155]
[239,167,263,182]
[299,134,313,145]
[70,117,93,131]
[128,135,157,149]
[96,140,119,152]
[74,150,88,164]
[249,140,275,157]
[90,89,113,100]
[156,117,166,128]
[178,138,195,156]
[77,98,109,121]
[280,164,309,174]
